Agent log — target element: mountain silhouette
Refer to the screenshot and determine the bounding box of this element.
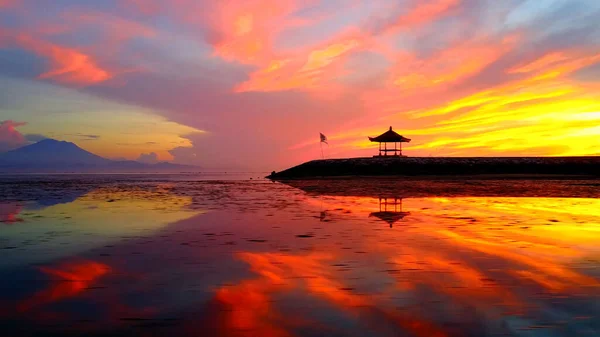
[0,139,110,166]
[0,139,197,173]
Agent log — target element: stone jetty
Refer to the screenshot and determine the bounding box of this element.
[268,156,600,179]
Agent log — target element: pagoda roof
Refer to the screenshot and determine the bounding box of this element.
[368,126,411,143]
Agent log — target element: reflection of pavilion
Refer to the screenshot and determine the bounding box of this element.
[369,197,410,228]
[319,210,328,222]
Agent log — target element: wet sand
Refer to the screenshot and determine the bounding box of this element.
[1,176,599,336]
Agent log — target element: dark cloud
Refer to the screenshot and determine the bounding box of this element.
[65,133,101,140]
[24,134,48,142]
[137,152,159,164]
[168,144,200,166]
[0,48,47,80]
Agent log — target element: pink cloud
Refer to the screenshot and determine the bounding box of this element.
[231,0,466,95]
[0,0,18,9]
[389,34,520,91]
[62,10,157,51]
[202,0,314,64]
[0,120,27,152]
[123,0,163,16]
[392,0,461,32]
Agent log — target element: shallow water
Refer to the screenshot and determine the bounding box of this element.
[1,176,599,337]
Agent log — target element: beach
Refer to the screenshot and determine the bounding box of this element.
[1,174,599,336]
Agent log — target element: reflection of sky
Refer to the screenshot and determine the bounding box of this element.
[0,187,202,268]
[1,180,599,336]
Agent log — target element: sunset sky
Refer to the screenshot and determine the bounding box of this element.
[1,0,599,170]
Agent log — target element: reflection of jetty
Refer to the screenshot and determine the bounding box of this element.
[369,197,410,228]
[278,179,600,199]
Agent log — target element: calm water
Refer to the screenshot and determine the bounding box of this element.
[1,176,599,337]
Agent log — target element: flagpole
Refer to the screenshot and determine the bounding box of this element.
[320,141,324,159]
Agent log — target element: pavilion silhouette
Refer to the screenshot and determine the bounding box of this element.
[368,126,411,157]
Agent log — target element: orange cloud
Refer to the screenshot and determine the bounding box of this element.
[237,32,364,93]
[393,35,519,90]
[295,42,600,157]
[508,52,570,74]
[14,34,112,85]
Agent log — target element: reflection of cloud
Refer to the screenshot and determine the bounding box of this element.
[210,251,451,337]
[0,186,202,268]
[205,195,600,335]
[0,202,23,224]
[320,195,600,295]
[18,260,110,312]
[207,279,293,337]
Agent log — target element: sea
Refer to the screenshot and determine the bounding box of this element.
[1,174,599,337]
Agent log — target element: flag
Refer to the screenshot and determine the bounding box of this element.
[320,133,328,144]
